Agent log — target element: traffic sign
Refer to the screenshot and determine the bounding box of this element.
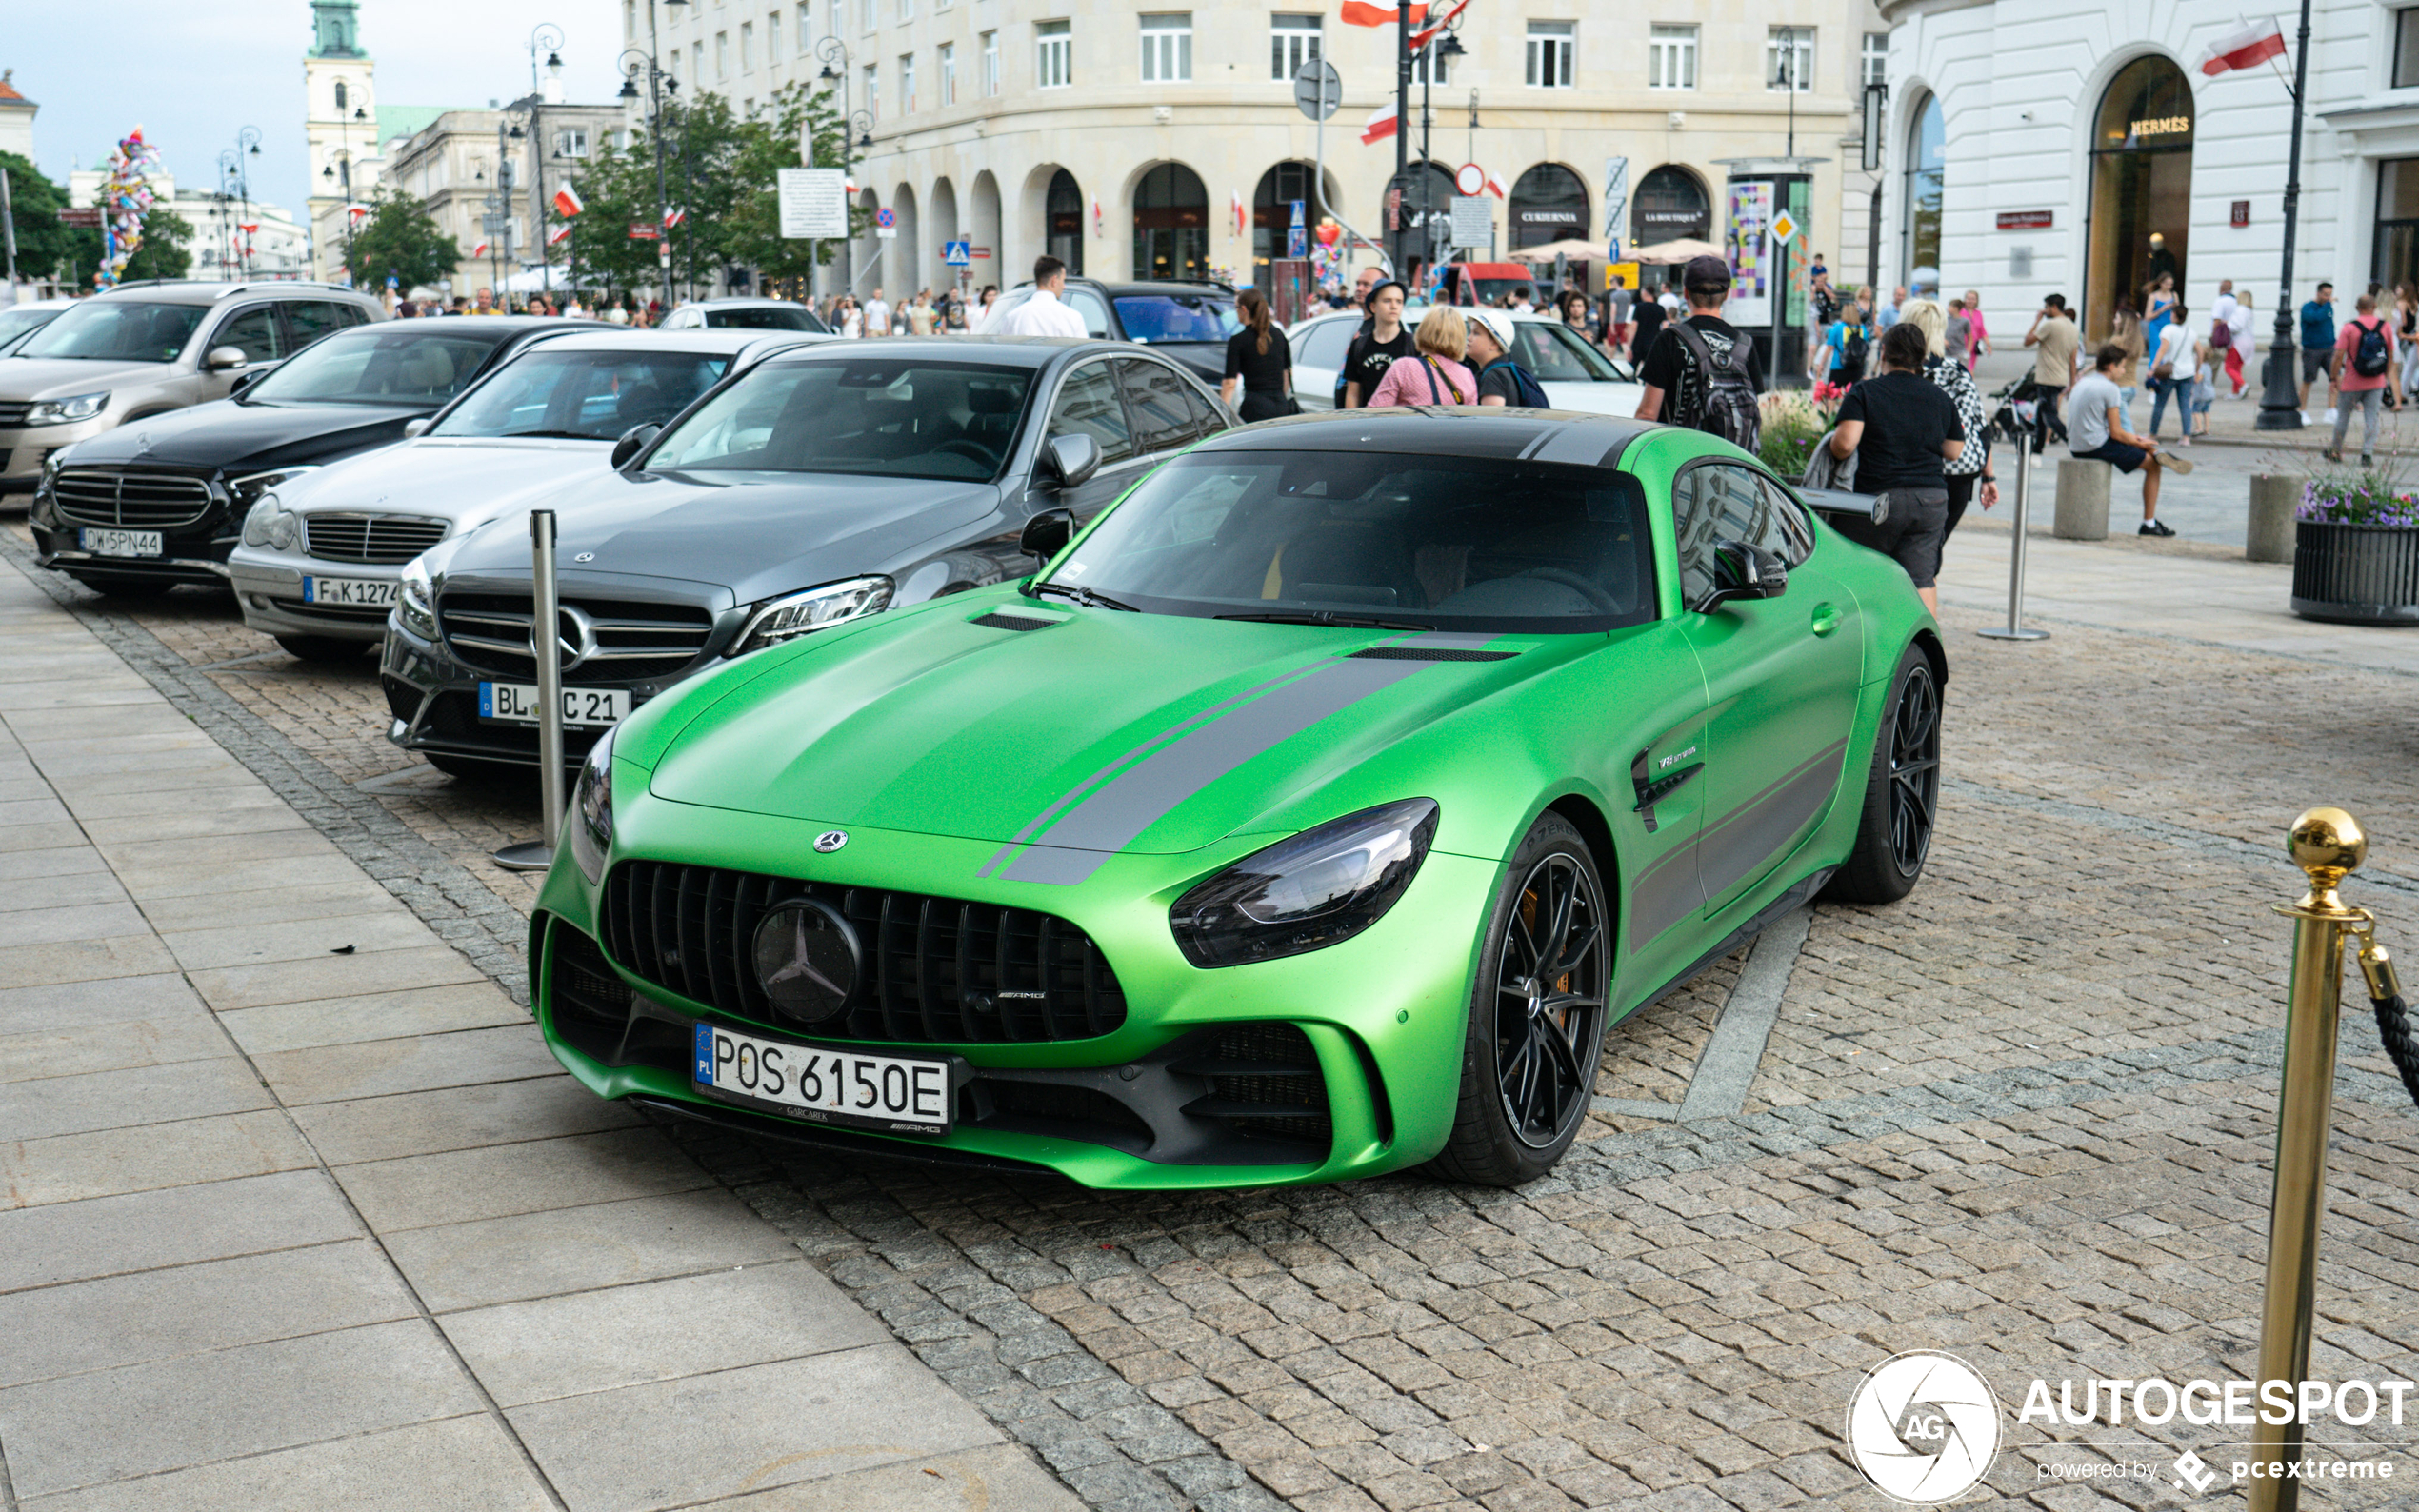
[942,239,971,267]
[1287,227,1307,258]
[1449,196,1491,249]
[777,168,848,238]
[1289,199,1306,229]
[1769,209,1798,245]
[1292,60,1343,122]
[1454,163,1485,198]
[876,207,896,229]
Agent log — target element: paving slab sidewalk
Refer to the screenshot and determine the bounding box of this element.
[0,553,1082,1512]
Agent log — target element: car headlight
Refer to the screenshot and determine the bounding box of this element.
[397,558,438,640]
[241,491,301,551]
[230,467,318,509]
[1169,799,1440,968]
[730,576,893,656]
[23,392,109,426]
[570,725,614,884]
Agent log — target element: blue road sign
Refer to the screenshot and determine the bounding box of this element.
[1289,199,1307,229]
[1287,226,1308,258]
[876,207,896,229]
[942,239,971,266]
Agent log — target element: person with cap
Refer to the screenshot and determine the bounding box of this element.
[1341,280,1415,408]
[1632,254,1765,431]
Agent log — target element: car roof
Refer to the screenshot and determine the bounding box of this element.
[1192,408,1655,468]
[505,328,816,355]
[764,334,1130,369]
[342,316,601,338]
[1094,281,1237,298]
[90,281,377,307]
[671,297,813,310]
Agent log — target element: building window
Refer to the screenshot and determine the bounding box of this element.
[900,0,912,20]
[693,42,705,81]
[1768,27,1813,92]
[861,0,874,32]
[864,63,879,120]
[1141,14,1192,83]
[1038,20,1072,89]
[553,128,589,157]
[797,5,810,51]
[1271,14,1322,83]
[1649,24,1695,90]
[829,0,843,44]
[2397,9,2419,89]
[716,32,730,78]
[982,30,1000,93]
[1862,31,1887,88]
[901,52,916,111]
[940,41,957,104]
[1526,22,1573,89]
[625,1,636,41]
[1412,42,1449,85]
[741,21,755,70]
[768,13,782,63]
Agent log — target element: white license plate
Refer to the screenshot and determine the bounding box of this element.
[303,575,396,607]
[80,527,162,558]
[692,1023,952,1134]
[477,682,629,727]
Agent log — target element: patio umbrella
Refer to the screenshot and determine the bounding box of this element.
[1629,238,1725,264]
[1508,239,1606,263]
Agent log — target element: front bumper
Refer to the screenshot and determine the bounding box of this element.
[29,468,236,583]
[230,551,403,642]
[529,792,1498,1189]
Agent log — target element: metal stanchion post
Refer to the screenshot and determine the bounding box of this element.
[2247,807,2369,1511]
[492,510,566,871]
[1976,433,2049,642]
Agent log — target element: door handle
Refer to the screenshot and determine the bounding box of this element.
[1810,603,1843,636]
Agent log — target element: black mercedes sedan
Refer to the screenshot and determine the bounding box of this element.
[381,335,1230,778]
[29,317,594,597]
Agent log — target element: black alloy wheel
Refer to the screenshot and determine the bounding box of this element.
[1494,852,1608,1148]
[1887,661,1942,875]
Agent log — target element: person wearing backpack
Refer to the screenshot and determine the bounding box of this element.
[1823,323,1965,611]
[2328,291,2403,465]
[1815,288,1874,396]
[1633,255,1764,454]
[1465,315,1552,408]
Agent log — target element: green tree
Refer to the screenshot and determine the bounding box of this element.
[0,151,79,282]
[345,191,459,293]
[67,206,193,283]
[719,82,863,291]
[560,125,671,299]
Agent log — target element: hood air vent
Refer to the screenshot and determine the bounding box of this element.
[1349,646,1516,662]
[971,611,1062,632]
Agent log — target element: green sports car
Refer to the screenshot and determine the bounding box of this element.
[530,409,1943,1189]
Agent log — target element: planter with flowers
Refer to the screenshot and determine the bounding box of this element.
[2293,471,2419,625]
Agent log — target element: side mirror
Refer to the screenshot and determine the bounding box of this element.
[1039,432,1101,490]
[229,368,270,398]
[1697,539,1789,612]
[204,346,250,372]
[402,417,432,439]
[1020,507,1075,562]
[610,422,662,471]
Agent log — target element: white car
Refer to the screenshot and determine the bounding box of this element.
[227,328,823,661]
[1286,308,1643,415]
[659,297,831,334]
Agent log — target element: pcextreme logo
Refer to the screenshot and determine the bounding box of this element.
[1846,1351,2002,1503]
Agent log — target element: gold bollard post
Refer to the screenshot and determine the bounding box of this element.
[2248,807,2368,1512]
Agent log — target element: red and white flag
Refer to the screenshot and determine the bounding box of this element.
[1409,0,1469,53]
[1359,100,1399,146]
[1230,189,1246,236]
[238,222,259,235]
[662,206,687,229]
[548,223,573,246]
[346,201,370,222]
[1341,0,1424,25]
[2200,18,2286,75]
[470,240,490,257]
[552,183,585,217]
[1484,169,1509,199]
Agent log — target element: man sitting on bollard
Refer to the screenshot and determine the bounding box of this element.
[2069,341,2193,537]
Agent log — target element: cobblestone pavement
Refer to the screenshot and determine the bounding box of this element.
[10,521,2419,1510]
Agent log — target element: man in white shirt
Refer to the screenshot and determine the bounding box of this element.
[863,288,892,337]
[992,255,1089,338]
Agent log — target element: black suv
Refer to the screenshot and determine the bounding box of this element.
[30,318,594,597]
[984,278,1239,385]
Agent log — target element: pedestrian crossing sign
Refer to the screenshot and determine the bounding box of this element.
[1769,210,1799,245]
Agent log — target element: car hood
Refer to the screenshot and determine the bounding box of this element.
[646,603,1569,867]
[61,396,430,472]
[1537,379,1647,418]
[275,436,611,527]
[0,357,173,400]
[434,468,999,607]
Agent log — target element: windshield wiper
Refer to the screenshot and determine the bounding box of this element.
[1215,610,1431,630]
[1029,580,1139,612]
[492,428,603,440]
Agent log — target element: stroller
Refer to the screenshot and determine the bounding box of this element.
[1989,376,2065,455]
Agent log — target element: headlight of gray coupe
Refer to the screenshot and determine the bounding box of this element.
[571,725,614,884]
[730,576,893,656]
[396,557,438,640]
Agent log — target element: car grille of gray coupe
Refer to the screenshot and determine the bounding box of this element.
[51,469,214,529]
[438,591,715,683]
[303,514,448,565]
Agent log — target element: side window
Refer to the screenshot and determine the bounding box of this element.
[1067,288,1114,338]
[1117,359,1197,452]
[1672,463,1799,605]
[210,306,288,365]
[1183,380,1229,434]
[1296,319,1354,371]
[284,301,351,349]
[1045,361,1134,466]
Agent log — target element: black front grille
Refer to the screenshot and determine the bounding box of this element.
[52,469,215,528]
[439,591,714,684]
[0,402,31,427]
[304,514,447,565]
[600,860,1128,1044]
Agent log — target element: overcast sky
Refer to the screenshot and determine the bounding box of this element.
[11,0,624,216]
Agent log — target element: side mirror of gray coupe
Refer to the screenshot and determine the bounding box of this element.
[1041,432,1101,489]
[1019,507,1075,562]
[610,422,662,472]
[402,417,432,439]
[204,346,250,372]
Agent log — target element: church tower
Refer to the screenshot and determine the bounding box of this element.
[303,0,380,282]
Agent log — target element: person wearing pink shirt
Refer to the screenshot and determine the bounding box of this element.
[1961,289,1989,370]
[1366,308,1479,407]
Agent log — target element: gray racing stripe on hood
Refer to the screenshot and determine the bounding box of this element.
[994,633,1492,885]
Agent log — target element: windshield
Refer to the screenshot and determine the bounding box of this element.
[1042,449,1655,632]
[0,307,63,354]
[430,349,732,439]
[645,357,1034,481]
[242,328,507,407]
[1509,322,1628,382]
[704,305,827,332]
[1114,293,1241,344]
[14,301,207,363]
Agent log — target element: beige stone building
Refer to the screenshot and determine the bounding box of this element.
[622,0,1889,306]
[384,102,630,297]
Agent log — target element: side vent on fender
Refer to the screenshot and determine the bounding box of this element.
[1349,646,1517,662]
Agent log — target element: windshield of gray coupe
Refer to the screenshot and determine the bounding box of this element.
[641,358,1035,482]
[1042,450,1658,632]
[13,301,208,363]
[430,349,732,441]
[240,328,507,407]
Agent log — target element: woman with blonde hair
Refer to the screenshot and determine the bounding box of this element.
[1366,306,1478,407]
[1895,299,1996,542]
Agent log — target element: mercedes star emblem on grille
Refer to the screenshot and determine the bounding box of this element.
[813,830,849,853]
[750,898,860,1023]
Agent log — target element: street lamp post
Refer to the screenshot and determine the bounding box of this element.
[818,38,856,300]
[617,0,685,306]
[235,127,260,277]
[528,24,563,292]
[2258,0,2316,431]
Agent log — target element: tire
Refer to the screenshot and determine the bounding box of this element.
[1427,812,1610,1187]
[69,574,174,600]
[426,753,530,786]
[1821,644,1942,905]
[275,634,370,665]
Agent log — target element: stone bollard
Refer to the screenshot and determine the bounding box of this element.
[2053,458,2112,541]
[2249,474,2301,564]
